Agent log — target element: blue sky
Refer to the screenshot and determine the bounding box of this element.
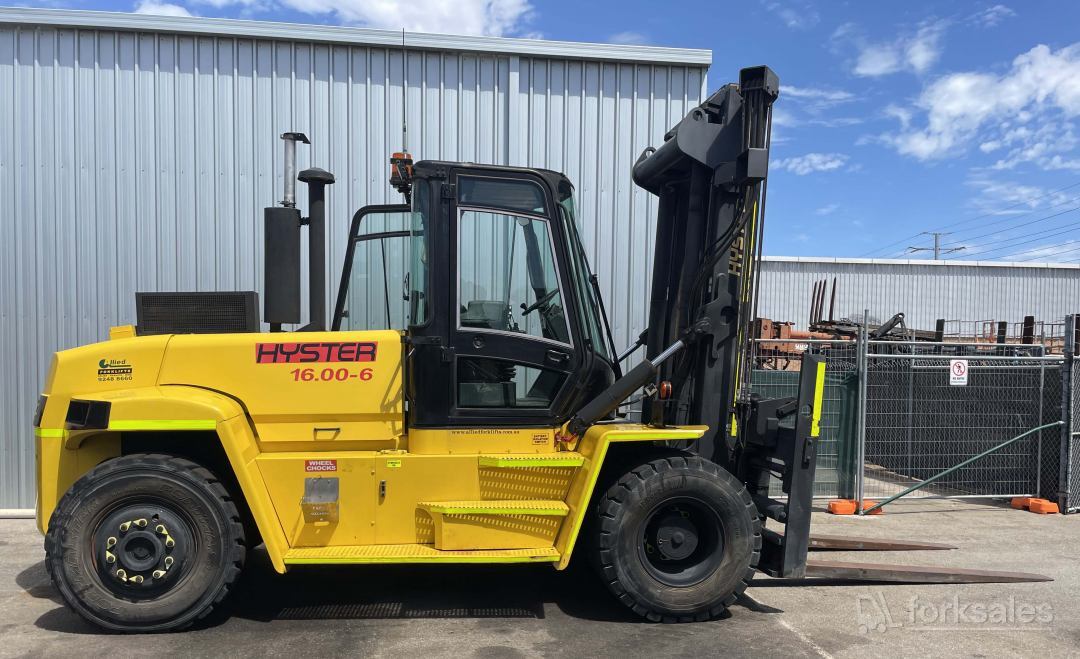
[22,0,1080,262]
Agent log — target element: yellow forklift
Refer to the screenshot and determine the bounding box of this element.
[34,66,827,631]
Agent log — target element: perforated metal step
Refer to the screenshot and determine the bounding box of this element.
[284,544,560,564]
[418,500,570,516]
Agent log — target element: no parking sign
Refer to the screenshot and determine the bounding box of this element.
[949,359,968,386]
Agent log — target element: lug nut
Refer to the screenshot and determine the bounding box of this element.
[152,570,166,579]
[106,536,117,548]
[134,518,148,528]
[163,556,174,569]
[105,551,116,564]
[116,568,128,582]
[165,536,175,548]
[131,575,144,584]
[119,521,131,532]
[155,524,167,535]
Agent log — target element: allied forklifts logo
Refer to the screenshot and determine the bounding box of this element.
[97,358,133,382]
[255,342,378,364]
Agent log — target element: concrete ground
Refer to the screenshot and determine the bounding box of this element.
[1,499,1077,658]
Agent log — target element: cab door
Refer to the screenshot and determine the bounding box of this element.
[447,171,581,426]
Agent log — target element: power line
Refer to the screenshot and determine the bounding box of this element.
[857,179,1080,257]
[1014,240,1080,262]
[949,217,1080,260]
[938,193,1080,246]
[940,205,1080,249]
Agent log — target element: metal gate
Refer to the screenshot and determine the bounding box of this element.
[859,341,1062,502]
[749,333,1068,504]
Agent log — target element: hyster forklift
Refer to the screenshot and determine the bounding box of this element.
[34,66,825,631]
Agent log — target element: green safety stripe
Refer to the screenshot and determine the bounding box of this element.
[478,455,585,468]
[422,503,569,516]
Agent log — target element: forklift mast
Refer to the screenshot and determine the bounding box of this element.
[633,65,777,464]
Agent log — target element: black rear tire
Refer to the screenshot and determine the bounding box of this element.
[45,453,245,632]
[591,453,760,622]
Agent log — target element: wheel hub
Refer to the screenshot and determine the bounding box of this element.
[639,498,726,588]
[94,504,189,594]
[654,514,699,560]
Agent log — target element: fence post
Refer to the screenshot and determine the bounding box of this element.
[1059,314,1076,513]
[855,310,869,510]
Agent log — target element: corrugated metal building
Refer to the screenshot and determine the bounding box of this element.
[759,256,1080,333]
[0,8,710,508]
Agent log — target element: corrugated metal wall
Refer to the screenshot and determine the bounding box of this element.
[759,257,1080,331]
[0,16,707,507]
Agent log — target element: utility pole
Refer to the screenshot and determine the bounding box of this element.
[907,232,965,259]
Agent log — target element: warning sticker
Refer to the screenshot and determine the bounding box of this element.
[949,359,968,386]
[385,459,402,468]
[305,459,338,472]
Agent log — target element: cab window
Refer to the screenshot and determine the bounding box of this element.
[457,208,570,345]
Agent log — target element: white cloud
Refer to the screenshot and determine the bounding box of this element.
[134,0,193,16]
[773,152,849,175]
[883,43,1080,162]
[201,0,535,36]
[608,31,648,46]
[853,20,947,77]
[964,177,1076,218]
[815,203,839,216]
[970,4,1015,28]
[778,85,861,129]
[784,85,855,104]
[761,0,819,30]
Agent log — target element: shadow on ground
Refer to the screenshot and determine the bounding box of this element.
[29,547,774,633]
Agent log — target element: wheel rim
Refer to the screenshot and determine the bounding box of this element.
[637,497,725,587]
[90,502,194,598]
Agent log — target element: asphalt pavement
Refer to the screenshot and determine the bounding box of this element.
[1,498,1077,658]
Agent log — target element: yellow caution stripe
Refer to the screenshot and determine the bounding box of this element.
[810,360,826,438]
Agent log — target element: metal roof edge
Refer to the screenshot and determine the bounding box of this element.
[0,7,713,65]
[762,255,1080,270]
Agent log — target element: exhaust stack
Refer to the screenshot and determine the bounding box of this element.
[263,132,334,332]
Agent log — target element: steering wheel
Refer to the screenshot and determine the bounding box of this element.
[520,288,560,316]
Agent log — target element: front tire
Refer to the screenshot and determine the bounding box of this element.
[591,453,760,622]
[45,453,245,632]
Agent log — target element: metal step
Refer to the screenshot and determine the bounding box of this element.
[284,544,560,565]
[418,500,570,516]
[478,453,585,468]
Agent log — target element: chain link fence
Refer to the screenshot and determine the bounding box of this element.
[1060,315,1080,513]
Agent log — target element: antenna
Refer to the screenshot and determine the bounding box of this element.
[401,28,408,153]
[388,27,415,203]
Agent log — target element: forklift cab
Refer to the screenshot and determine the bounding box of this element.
[333,161,617,430]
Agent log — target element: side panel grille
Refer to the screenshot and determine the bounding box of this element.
[136,292,260,335]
